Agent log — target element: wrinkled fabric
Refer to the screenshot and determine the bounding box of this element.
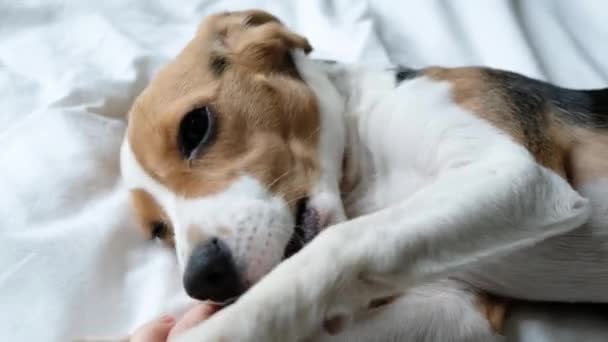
[1,0,607,341]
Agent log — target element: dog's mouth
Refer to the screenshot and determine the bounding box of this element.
[283,197,321,259]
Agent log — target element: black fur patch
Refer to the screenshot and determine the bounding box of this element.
[485,69,608,130]
[551,88,608,128]
[483,69,549,152]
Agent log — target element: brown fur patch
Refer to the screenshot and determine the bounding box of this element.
[475,293,509,335]
[130,189,174,245]
[566,128,608,187]
[126,11,320,215]
[426,66,608,186]
[425,67,570,176]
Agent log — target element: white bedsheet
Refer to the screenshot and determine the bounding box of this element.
[1,1,607,341]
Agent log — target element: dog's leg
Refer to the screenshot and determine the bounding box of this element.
[313,280,504,342]
[175,151,590,342]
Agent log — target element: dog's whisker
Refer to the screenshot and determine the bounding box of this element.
[277,185,311,202]
[267,169,293,189]
[284,193,309,206]
[303,126,321,142]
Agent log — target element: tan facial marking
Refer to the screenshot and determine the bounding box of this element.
[126,10,320,215]
[130,189,173,245]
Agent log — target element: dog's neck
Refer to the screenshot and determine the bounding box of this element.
[320,62,398,217]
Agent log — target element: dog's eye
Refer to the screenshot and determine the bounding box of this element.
[150,221,168,239]
[178,106,215,160]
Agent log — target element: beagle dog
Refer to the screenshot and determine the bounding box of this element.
[120,10,608,342]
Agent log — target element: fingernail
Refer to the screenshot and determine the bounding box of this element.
[160,315,175,324]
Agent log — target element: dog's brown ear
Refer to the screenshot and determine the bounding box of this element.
[198,10,312,73]
[230,21,312,70]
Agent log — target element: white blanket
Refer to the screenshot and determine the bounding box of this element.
[1,0,607,341]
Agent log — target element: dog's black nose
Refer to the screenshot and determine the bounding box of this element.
[183,237,243,302]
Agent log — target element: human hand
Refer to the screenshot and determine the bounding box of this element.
[130,303,219,342]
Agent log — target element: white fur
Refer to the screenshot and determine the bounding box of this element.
[314,280,500,342]
[173,53,591,342]
[121,141,293,284]
[304,55,349,228]
[462,178,608,302]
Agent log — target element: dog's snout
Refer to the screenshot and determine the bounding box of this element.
[183,237,243,302]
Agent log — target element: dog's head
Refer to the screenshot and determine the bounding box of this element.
[121,10,347,303]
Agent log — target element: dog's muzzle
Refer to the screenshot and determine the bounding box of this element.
[181,198,321,303]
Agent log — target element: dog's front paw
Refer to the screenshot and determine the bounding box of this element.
[171,251,331,341]
[172,227,372,342]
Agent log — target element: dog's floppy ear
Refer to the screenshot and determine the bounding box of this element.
[198,10,312,74]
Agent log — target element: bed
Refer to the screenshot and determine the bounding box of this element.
[1,0,607,341]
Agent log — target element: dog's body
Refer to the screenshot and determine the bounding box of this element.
[121,11,608,341]
[326,64,608,303]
